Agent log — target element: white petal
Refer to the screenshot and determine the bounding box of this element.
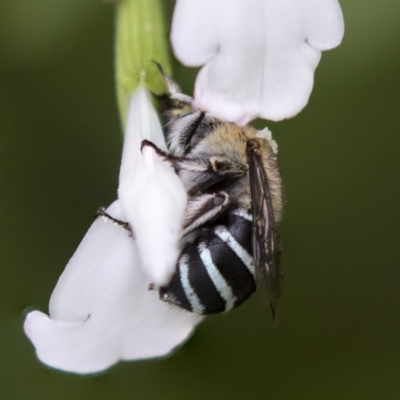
[119,86,167,179]
[171,0,344,123]
[118,86,187,286]
[24,201,201,374]
[171,1,220,66]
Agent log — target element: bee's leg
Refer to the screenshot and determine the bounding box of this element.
[96,207,133,237]
[182,192,229,236]
[140,139,169,158]
[174,156,211,173]
[140,139,183,170]
[153,61,193,105]
[175,156,247,196]
[182,111,206,154]
[176,155,248,177]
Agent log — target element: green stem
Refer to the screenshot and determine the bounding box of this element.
[115,0,171,125]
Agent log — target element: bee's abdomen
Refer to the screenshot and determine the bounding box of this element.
[160,211,256,314]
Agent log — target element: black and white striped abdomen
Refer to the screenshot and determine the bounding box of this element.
[159,209,256,314]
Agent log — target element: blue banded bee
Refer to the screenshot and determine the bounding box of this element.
[143,67,284,320]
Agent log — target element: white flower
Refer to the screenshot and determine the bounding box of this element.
[171,0,344,125]
[24,86,202,374]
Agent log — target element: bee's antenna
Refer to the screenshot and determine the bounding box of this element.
[152,61,181,95]
[152,60,193,105]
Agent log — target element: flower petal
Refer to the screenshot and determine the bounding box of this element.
[171,0,344,123]
[118,86,187,286]
[24,201,202,374]
[170,1,220,67]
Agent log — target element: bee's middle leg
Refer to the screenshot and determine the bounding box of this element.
[96,207,133,236]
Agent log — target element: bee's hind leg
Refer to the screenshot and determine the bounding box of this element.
[182,192,229,236]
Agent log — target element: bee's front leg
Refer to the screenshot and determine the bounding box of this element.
[140,139,169,158]
[140,140,183,169]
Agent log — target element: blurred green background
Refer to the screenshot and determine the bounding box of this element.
[1,0,400,399]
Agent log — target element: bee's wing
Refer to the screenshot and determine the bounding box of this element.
[247,140,282,322]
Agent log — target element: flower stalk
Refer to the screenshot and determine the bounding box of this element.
[116,0,171,123]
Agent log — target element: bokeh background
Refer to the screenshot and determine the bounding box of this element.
[1,0,400,399]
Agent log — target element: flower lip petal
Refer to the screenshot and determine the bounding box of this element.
[24,200,201,374]
[24,84,202,374]
[171,0,344,123]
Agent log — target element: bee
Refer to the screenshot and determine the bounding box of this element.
[142,66,284,320]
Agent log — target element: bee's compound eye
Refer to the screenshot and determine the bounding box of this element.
[213,194,225,206]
